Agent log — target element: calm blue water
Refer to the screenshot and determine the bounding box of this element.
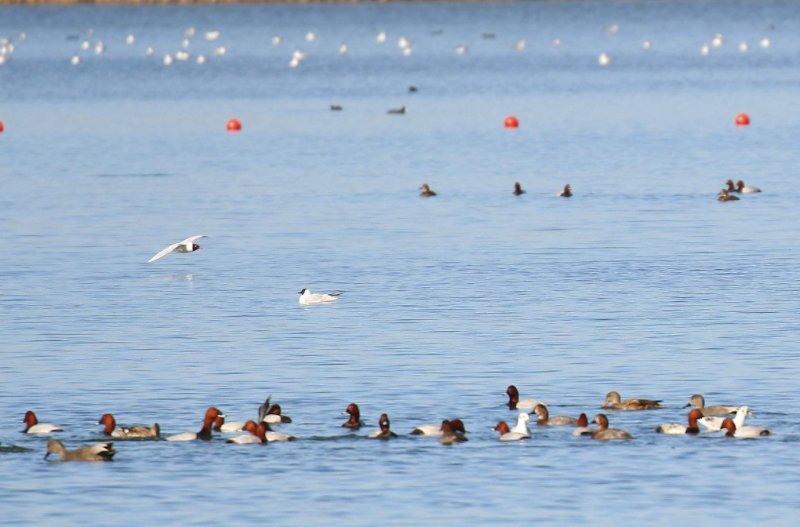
[2,1,800,525]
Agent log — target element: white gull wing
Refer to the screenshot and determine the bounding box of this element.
[147,235,206,263]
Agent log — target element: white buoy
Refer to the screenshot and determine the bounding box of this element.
[213,46,226,56]
[455,45,467,55]
[145,47,154,57]
[376,31,386,44]
[514,39,525,51]
[642,39,652,50]
[126,34,135,45]
[94,41,105,54]
[738,41,749,53]
[185,27,196,37]
[608,23,619,34]
[175,50,190,61]
[402,47,412,57]
[182,39,191,49]
[81,40,90,51]
[700,44,710,56]
[196,54,206,64]
[398,36,409,49]
[272,35,281,46]
[205,30,220,41]
[70,55,80,66]
[305,31,316,43]
[552,38,561,47]
[339,43,348,55]
[711,33,723,48]
[289,57,300,68]
[760,37,770,48]
[163,53,173,66]
[598,52,611,66]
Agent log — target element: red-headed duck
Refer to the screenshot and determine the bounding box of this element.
[411,419,466,437]
[532,404,579,426]
[147,235,206,263]
[45,439,115,462]
[736,180,761,193]
[720,417,770,438]
[505,385,546,411]
[572,413,592,436]
[656,409,703,435]
[368,413,397,440]
[513,182,526,196]
[439,420,468,445]
[718,189,739,201]
[559,184,572,197]
[165,407,224,442]
[227,421,265,444]
[494,421,529,441]
[725,179,738,193]
[419,183,436,197]
[342,403,365,429]
[602,391,662,410]
[22,411,63,435]
[98,414,159,439]
[263,403,292,424]
[684,394,739,417]
[591,414,633,441]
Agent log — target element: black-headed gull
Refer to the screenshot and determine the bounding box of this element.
[298,288,342,305]
[147,235,206,263]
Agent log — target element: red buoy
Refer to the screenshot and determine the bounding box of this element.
[0,120,4,133]
[504,116,519,128]
[226,118,242,132]
[735,113,750,126]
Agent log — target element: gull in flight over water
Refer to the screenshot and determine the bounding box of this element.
[147,235,207,263]
[298,288,343,305]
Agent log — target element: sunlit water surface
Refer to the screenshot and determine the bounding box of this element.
[1,1,800,525]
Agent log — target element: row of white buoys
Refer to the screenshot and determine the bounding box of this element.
[701,33,771,56]
[0,33,25,65]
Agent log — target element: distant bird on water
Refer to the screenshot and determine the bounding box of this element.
[419,184,437,197]
[147,235,206,263]
[513,182,526,196]
[387,105,406,115]
[559,184,572,197]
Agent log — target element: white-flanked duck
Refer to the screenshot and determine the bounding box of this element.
[505,385,546,411]
[22,411,62,435]
[720,417,770,438]
[656,409,703,435]
[368,413,397,440]
[411,419,466,437]
[165,407,224,441]
[494,421,529,441]
[572,413,592,436]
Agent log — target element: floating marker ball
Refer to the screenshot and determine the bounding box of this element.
[504,116,519,128]
[227,118,242,131]
[735,113,750,126]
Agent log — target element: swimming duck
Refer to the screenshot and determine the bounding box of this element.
[656,409,703,435]
[736,180,761,193]
[602,391,662,410]
[411,419,466,437]
[213,415,246,433]
[368,413,397,440]
[572,413,592,436]
[720,417,770,438]
[505,385,546,411]
[559,184,572,197]
[439,420,468,445]
[494,421,529,441]
[387,105,406,115]
[22,411,63,434]
[262,403,292,424]
[683,394,739,417]
[342,403,365,429]
[45,439,115,462]
[532,404,578,426]
[226,421,265,444]
[165,407,224,441]
[513,182,525,196]
[591,414,633,441]
[419,183,437,197]
[98,414,160,439]
[718,189,739,201]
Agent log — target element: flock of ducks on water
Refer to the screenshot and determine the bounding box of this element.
[718,179,762,201]
[14,387,770,462]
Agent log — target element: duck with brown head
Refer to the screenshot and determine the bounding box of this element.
[342,403,365,429]
[591,414,633,441]
[532,404,578,426]
[368,413,398,440]
[505,385,545,411]
[513,182,525,196]
[656,409,704,435]
[22,410,62,435]
[559,184,572,197]
[165,407,224,442]
[98,413,159,439]
[419,183,437,197]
